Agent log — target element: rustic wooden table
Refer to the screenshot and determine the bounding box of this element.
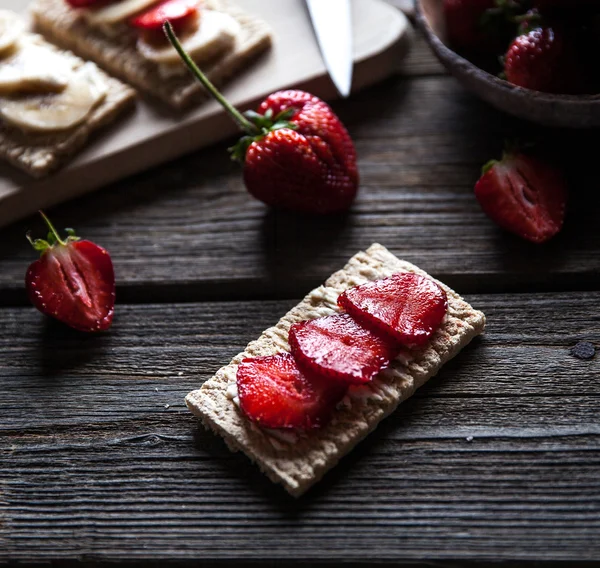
[1,12,600,567]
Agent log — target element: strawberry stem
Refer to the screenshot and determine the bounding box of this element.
[481,159,499,175]
[39,210,66,246]
[163,21,258,135]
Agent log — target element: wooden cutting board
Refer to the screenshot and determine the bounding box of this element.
[0,0,410,228]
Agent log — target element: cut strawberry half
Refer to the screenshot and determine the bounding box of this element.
[289,313,400,385]
[236,353,346,430]
[338,273,448,347]
[129,0,199,31]
[474,152,567,243]
[25,212,115,332]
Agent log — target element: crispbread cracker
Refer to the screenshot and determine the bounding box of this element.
[186,244,486,497]
[30,0,272,109]
[0,35,135,178]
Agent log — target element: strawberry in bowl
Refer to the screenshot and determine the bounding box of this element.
[416,0,600,127]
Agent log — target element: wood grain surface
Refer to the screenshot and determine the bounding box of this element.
[1,3,599,565]
[2,294,599,564]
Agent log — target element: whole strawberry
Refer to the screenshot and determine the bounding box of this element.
[504,26,583,93]
[443,0,522,55]
[242,91,358,214]
[474,152,567,243]
[26,211,115,332]
[164,22,358,214]
[443,0,496,51]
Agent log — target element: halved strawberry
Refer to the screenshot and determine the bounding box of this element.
[289,313,400,385]
[236,353,346,430]
[474,152,567,243]
[25,212,115,332]
[338,273,448,347]
[129,0,199,31]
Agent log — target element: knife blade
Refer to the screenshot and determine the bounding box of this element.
[306,0,353,98]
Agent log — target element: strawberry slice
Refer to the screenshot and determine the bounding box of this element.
[25,212,115,332]
[236,353,346,430]
[475,152,567,244]
[129,0,199,31]
[338,273,448,347]
[289,313,400,385]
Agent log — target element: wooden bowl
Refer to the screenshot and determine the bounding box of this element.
[415,0,600,128]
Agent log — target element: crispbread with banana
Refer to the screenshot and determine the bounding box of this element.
[0,10,135,177]
[30,0,272,109]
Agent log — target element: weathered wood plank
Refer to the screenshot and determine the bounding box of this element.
[1,293,599,563]
[399,33,446,76]
[0,76,598,302]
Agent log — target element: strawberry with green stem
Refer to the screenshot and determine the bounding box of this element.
[26,211,115,332]
[164,22,358,214]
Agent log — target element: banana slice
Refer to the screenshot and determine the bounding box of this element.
[0,10,25,57]
[0,63,107,133]
[137,10,239,65]
[82,0,161,26]
[0,39,74,94]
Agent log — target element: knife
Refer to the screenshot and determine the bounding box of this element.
[306,0,353,98]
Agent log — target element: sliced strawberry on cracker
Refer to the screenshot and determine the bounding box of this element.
[289,313,399,385]
[130,0,199,31]
[338,273,448,347]
[236,353,346,430]
[25,211,115,332]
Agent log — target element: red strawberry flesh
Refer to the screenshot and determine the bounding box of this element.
[130,0,199,31]
[289,313,400,385]
[236,353,346,430]
[474,152,567,243]
[26,213,115,332]
[338,273,448,347]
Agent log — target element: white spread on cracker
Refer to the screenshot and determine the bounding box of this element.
[225,381,240,407]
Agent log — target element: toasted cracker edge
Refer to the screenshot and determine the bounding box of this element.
[186,244,486,497]
[30,0,272,109]
[0,32,135,178]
